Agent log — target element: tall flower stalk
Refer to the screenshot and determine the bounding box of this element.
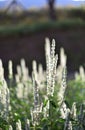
[45,38,58,97]
[9,125,13,130]
[8,60,13,88]
[16,120,22,130]
[44,38,58,128]
[0,59,10,120]
[31,71,42,127]
[57,67,67,106]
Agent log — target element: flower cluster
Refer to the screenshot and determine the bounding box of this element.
[0,38,85,130]
[45,38,58,97]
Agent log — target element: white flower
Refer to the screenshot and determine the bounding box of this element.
[79,66,85,81]
[16,65,22,79]
[60,47,67,68]
[16,120,22,130]
[9,125,13,130]
[45,38,58,97]
[71,102,77,119]
[0,59,4,81]
[60,102,70,119]
[8,60,13,79]
[57,67,67,105]
[25,119,30,130]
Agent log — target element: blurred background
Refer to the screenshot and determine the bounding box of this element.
[0,0,85,77]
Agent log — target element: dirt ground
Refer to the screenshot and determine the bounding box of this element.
[0,28,85,76]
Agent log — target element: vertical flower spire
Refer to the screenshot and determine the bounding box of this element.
[20,58,29,82]
[60,47,67,68]
[0,59,4,82]
[64,110,72,130]
[31,70,42,126]
[71,102,77,119]
[57,67,67,105]
[16,120,22,130]
[9,125,13,130]
[79,66,85,81]
[16,65,22,80]
[0,59,10,120]
[8,60,13,80]
[45,38,58,97]
[25,119,30,130]
[32,72,39,107]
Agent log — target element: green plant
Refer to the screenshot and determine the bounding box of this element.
[0,38,85,130]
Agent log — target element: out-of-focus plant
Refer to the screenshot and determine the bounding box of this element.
[0,38,85,130]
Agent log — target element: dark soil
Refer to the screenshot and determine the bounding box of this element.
[0,28,85,77]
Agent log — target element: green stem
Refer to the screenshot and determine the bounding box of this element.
[49,99,52,130]
[34,125,36,130]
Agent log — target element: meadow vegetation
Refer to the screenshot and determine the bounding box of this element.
[0,7,85,36]
[0,38,85,130]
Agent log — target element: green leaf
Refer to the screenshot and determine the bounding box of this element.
[50,100,56,108]
[43,99,48,107]
[43,125,48,130]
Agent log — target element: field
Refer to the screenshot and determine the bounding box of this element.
[0,6,85,35]
[0,7,85,130]
[0,38,85,130]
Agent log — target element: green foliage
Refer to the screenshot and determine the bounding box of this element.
[0,117,9,130]
[0,41,85,129]
[66,79,85,107]
[0,19,85,36]
[68,8,85,20]
[0,75,85,129]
